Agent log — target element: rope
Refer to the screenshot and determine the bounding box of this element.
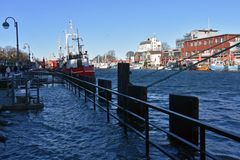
[132,35,240,81]
[146,41,240,88]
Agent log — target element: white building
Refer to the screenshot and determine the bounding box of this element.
[137,37,162,52]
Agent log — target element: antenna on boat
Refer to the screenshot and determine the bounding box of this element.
[208,17,210,30]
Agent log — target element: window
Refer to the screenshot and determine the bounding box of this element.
[204,41,207,45]
[190,42,193,47]
[220,38,224,43]
[199,41,202,45]
[215,38,218,43]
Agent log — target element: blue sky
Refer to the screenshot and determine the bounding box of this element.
[1,0,240,59]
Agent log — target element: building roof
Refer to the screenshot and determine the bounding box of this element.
[147,51,162,55]
[185,34,240,42]
[139,40,151,45]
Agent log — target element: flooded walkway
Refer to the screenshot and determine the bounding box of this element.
[0,84,150,160]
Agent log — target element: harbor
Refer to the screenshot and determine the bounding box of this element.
[1,66,239,159]
[1,1,240,159]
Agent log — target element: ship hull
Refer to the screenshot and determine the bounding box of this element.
[61,65,95,77]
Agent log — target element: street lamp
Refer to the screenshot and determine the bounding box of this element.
[2,17,19,67]
[23,43,31,62]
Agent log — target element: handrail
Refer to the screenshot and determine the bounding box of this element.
[58,71,240,142]
[36,70,240,159]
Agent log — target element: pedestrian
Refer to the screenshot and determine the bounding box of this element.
[0,65,6,77]
[6,66,11,77]
[14,66,18,73]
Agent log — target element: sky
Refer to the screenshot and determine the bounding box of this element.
[0,0,240,60]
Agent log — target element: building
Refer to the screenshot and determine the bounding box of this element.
[176,29,218,49]
[181,34,240,63]
[161,49,181,65]
[137,37,162,52]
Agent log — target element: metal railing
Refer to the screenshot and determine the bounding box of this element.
[49,71,240,160]
[0,75,41,105]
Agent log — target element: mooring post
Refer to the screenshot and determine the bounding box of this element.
[169,94,199,146]
[126,85,147,125]
[117,63,130,133]
[117,63,130,107]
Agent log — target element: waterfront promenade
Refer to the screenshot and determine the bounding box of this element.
[0,84,151,159]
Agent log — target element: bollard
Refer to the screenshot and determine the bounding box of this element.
[169,94,199,146]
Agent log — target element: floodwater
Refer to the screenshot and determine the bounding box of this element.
[0,69,239,159]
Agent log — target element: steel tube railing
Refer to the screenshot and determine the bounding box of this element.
[43,71,240,160]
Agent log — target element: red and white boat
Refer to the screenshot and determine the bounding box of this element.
[58,21,95,77]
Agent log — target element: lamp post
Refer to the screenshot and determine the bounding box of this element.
[2,17,19,67]
[23,43,31,62]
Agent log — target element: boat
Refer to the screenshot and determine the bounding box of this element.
[58,21,95,77]
[209,60,226,71]
[194,63,209,71]
[227,65,239,72]
[164,61,180,70]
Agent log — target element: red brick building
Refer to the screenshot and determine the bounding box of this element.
[181,34,240,62]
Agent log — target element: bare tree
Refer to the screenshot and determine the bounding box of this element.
[126,51,134,60]
[162,42,171,50]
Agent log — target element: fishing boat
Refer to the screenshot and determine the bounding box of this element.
[209,60,226,71]
[227,65,239,71]
[194,63,209,71]
[58,21,95,77]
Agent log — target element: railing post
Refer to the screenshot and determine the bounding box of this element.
[145,104,149,160]
[123,97,127,135]
[25,81,28,103]
[78,87,81,97]
[37,78,40,103]
[107,100,110,122]
[84,89,87,102]
[52,74,54,87]
[93,93,96,111]
[11,77,15,104]
[200,127,206,160]
[74,84,76,95]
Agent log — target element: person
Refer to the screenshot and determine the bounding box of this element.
[0,65,6,77]
[6,66,11,77]
[14,66,18,73]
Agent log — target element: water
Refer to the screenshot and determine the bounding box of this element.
[0,69,239,159]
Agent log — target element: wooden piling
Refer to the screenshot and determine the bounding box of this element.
[169,94,199,146]
[98,79,112,103]
[117,63,130,107]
